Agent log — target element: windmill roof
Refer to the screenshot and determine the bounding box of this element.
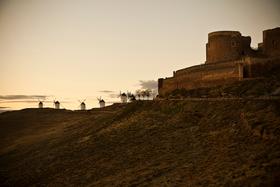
[121,93,127,96]
[55,101,60,104]
[99,99,105,103]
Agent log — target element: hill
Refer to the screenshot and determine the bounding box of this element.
[0,100,280,186]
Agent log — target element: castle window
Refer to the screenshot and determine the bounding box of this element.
[231,41,237,47]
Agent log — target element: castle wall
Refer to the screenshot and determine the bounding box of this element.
[159,61,240,96]
[158,77,177,96]
[243,57,280,78]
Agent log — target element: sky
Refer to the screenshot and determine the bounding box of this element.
[0,0,279,110]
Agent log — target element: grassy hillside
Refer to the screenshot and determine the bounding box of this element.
[0,100,280,186]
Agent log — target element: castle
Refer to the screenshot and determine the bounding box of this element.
[158,27,280,96]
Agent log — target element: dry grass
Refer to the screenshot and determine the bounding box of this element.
[0,100,280,186]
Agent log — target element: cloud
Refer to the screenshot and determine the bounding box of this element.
[0,100,71,104]
[0,95,48,100]
[0,106,9,109]
[98,90,114,93]
[0,95,59,104]
[139,80,158,90]
[0,106,10,113]
[0,100,53,103]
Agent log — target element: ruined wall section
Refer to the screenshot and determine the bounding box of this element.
[206,31,252,64]
[262,27,280,57]
[159,61,240,96]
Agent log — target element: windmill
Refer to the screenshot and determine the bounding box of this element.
[38,99,44,109]
[78,99,86,110]
[127,92,136,101]
[119,91,128,103]
[53,99,60,109]
[97,97,105,108]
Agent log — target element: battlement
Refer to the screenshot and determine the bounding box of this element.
[208,31,241,38]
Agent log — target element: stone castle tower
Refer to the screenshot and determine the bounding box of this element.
[206,31,253,63]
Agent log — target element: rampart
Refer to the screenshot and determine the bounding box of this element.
[158,28,280,97]
[158,61,241,96]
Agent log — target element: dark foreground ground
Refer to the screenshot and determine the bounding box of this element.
[0,100,280,186]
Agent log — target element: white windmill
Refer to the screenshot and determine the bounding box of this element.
[78,99,86,110]
[53,100,60,109]
[119,91,128,103]
[38,100,44,109]
[97,97,105,108]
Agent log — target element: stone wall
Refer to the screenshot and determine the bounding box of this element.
[159,61,240,96]
[243,57,280,78]
[158,57,280,96]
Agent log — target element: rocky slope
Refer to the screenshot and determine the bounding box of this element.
[0,100,280,186]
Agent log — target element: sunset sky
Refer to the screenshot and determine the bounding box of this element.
[0,0,279,110]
